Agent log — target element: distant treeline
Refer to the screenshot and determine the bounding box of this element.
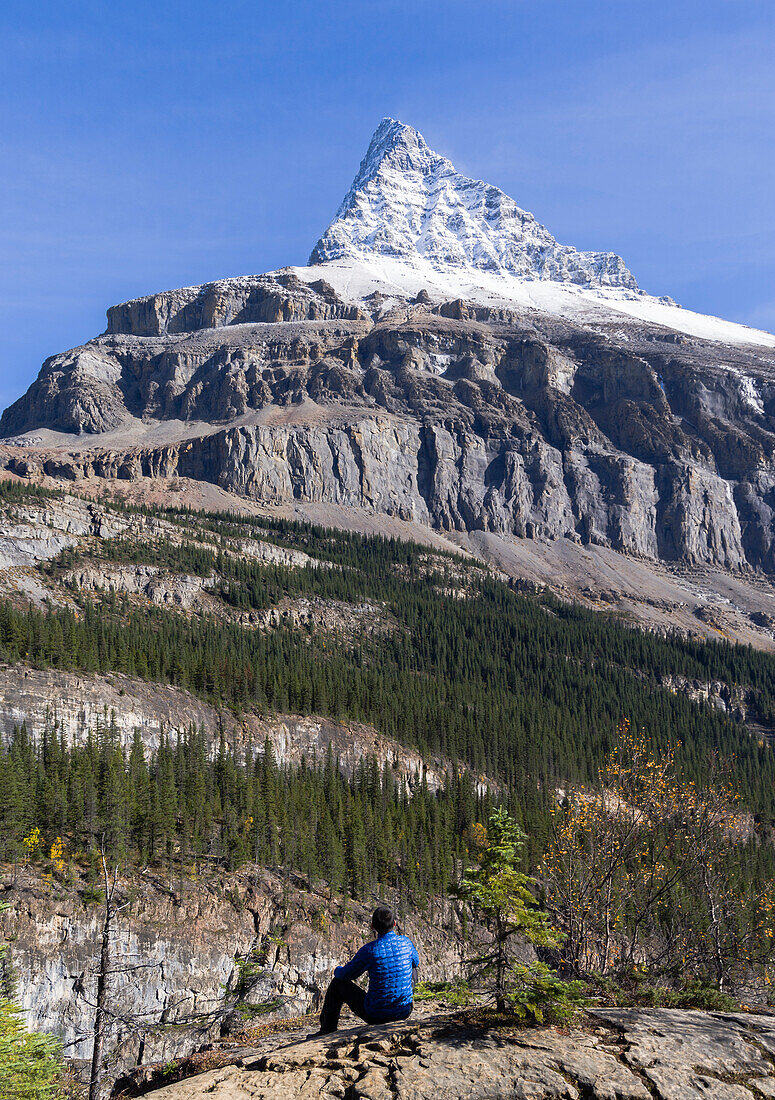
[0,721,501,902]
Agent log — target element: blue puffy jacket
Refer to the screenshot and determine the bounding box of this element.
[334,930,420,1020]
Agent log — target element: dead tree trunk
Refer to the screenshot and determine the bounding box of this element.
[88,848,115,1100]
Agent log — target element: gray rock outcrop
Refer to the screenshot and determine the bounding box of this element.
[129,1007,775,1100]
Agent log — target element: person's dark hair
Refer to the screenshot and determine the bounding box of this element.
[371,905,395,935]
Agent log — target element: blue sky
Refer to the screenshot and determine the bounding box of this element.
[1,0,774,413]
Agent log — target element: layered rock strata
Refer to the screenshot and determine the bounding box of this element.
[4,296,775,571]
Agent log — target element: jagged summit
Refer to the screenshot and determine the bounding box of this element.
[310,117,639,290]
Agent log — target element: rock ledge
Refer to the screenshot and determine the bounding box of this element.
[138,1007,775,1100]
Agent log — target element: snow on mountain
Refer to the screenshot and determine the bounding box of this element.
[305,118,775,349]
[310,117,639,291]
[296,255,775,348]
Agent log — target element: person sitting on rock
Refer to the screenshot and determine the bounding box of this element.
[313,905,419,1034]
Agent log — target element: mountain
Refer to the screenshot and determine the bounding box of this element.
[6,119,775,1089]
[3,117,775,624]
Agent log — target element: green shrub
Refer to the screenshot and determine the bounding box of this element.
[235,998,283,1020]
[233,950,267,996]
[507,962,588,1025]
[414,978,472,1006]
[584,973,739,1011]
[661,981,739,1011]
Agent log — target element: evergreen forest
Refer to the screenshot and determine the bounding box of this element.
[2,487,775,905]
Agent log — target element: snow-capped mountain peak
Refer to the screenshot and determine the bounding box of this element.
[343,117,436,200]
[309,117,639,291]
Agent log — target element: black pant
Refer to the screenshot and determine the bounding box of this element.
[320,977,396,1032]
[320,977,377,1032]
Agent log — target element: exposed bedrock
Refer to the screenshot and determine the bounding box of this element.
[105,271,368,338]
[135,1007,775,1100]
[4,282,775,571]
[12,415,749,570]
[0,665,461,794]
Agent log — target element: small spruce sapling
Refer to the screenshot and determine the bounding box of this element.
[456,807,586,1020]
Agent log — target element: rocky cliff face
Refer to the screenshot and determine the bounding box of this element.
[1,866,470,1080]
[4,300,775,571]
[0,666,464,794]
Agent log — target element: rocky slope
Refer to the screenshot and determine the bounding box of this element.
[0,666,463,794]
[2,120,775,583]
[128,1007,775,1100]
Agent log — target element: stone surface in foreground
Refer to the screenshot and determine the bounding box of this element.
[140,1008,775,1100]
